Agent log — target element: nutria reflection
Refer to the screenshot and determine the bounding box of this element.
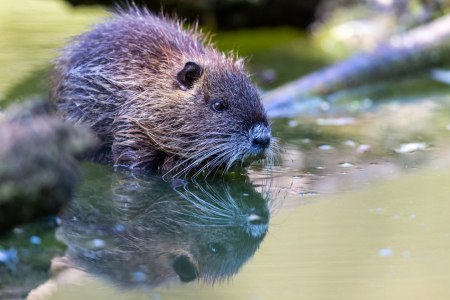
[57,167,274,288]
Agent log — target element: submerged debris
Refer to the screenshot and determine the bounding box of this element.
[0,100,95,236]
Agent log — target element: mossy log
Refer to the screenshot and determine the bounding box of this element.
[0,101,94,236]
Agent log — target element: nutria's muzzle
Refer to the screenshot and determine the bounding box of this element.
[249,124,272,158]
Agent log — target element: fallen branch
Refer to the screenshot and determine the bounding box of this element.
[263,13,450,114]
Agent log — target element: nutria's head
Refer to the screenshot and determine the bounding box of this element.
[150,58,273,175]
[51,7,277,175]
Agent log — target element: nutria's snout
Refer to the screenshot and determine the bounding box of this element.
[249,124,272,158]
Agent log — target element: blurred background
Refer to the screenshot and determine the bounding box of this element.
[3,0,450,108]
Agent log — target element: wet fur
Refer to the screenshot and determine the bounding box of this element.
[51,6,277,176]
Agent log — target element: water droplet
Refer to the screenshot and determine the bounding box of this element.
[357,144,372,153]
[30,236,41,245]
[115,225,125,232]
[315,166,326,170]
[92,239,105,248]
[132,271,147,282]
[0,251,9,262]
[345,140,356,147]
[319,145,334,150]
[395,143,427,153]
[338,162,353,168]
[378,248,393,257]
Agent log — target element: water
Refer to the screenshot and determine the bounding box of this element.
[3,0,450,299]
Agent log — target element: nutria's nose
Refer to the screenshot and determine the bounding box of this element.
[250,124,271,152]
[252,136,271,149]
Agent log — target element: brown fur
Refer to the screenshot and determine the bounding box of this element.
[51,5,276,176]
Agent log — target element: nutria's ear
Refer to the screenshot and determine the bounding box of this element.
[176,61,203,90]
[172,255,198,282]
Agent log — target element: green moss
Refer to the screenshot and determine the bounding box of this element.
[212,27,335,88]
[213,27,305,56]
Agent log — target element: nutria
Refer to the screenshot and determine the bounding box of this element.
[51,5,276,176]
[57,167,272,288]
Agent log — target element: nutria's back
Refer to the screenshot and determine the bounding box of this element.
[51,6,274,175]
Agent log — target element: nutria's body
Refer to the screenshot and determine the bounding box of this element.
[51,6,274,175]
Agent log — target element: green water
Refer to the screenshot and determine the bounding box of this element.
[2,0,450,299]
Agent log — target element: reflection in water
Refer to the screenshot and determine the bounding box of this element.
[56,166,274,289]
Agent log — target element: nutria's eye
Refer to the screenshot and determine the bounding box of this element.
[212,101,225,112]
[208,242,223,254]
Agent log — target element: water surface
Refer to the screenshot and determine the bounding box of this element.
[2,1,450,299]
